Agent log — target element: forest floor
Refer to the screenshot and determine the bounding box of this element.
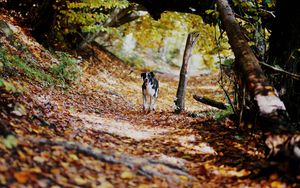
[0,11,296,187]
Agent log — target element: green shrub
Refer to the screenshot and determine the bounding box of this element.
[50,52,81,85]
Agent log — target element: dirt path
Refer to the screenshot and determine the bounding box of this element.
[0,32,290,187]
[7,47,272,187]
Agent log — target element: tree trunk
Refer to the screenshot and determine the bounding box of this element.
[216,0,300,169]
[131,0,300,174]
[174,32,199,113]
[216,0,287,122]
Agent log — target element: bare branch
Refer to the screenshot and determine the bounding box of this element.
[260,61,300,80]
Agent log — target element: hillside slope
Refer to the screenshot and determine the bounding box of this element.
[0,12,292,187]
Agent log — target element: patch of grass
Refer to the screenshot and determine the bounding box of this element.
[0,46,54,85]
[0,46,81,88]
[213,106,235,120]
[50,51,81,87]
[13,57,54,84]
[0,78,17,93]
[188,106,235,121]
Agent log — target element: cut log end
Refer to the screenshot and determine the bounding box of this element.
[255,94,286,116]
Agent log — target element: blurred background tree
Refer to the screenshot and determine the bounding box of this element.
[1,0,279,80]
[96,11,232,73]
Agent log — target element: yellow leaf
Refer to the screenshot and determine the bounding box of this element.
[97,181,114,188]
[138,184,150,188]
[120,170,134,179]
[69,154,78,160]
[271,181,284,188]
[23,147,34,156]
[61,162,69,168]
[0,174,6,185]
[179,175,188,181]
[17,150,26,161]
[29,167,41,173]
[74,176,88,185]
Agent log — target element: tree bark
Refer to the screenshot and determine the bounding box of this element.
[193,95,228,110]
[216,0,287,122]
[127,0,300,173]
[174,32,199,113]
[216,0,300,169]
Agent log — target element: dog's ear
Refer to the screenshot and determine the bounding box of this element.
[150,72,155,78]
[141,73,146,79]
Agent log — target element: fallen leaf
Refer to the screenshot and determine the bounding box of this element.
[69,154,78,161]
[271,181,284,188]
[11,103,27,116]
[138,184,150,188]
[33,156,46,163]
[74,176,88,185]
[120,170,134,179]
[14,171,31,184]
[97,181,114,188]
[51,168,61,175]
[3,135,18,149]
[0,174,6,185]
[29,167,42,173]
[17,150,27,161]
[179,175,188,181]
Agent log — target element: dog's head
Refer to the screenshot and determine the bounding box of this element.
[141,72,155,84]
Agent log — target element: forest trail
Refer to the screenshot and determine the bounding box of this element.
[0,13,288,187]
[4,46,265,187]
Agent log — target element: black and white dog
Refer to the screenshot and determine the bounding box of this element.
[141,72,159,111]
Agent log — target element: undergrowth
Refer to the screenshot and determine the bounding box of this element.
[50,51,82,87]
[0,46,81,89]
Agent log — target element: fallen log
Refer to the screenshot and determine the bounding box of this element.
[193,95,228,110]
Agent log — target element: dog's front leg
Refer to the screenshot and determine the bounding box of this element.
[150,96,155,111]
[143,94,148,111]
[152,96,157,111]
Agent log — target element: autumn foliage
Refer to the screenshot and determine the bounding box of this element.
[0,1,299,187]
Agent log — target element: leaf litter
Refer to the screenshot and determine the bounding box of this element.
[0,11,295,187]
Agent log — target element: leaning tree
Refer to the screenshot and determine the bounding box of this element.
[128,0,300,173]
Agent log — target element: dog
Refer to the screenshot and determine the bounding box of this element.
[141,72,159,111]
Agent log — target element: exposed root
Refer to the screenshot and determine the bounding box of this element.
[22,137,196,184]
